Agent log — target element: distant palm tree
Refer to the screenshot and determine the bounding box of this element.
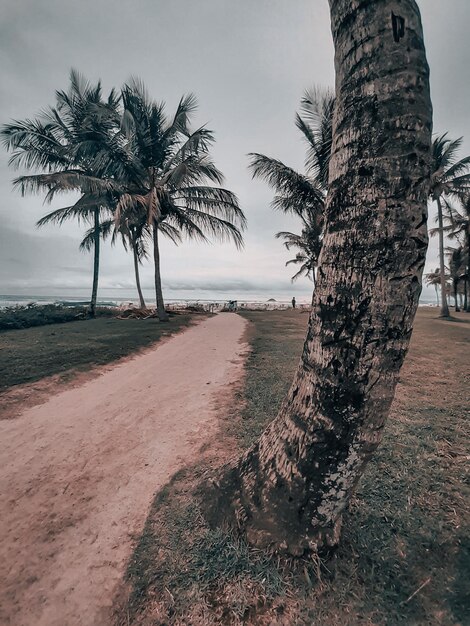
[443,195,470,311]
[248,88,334,284]
[102,81,246,321]
[447,246,465,311]
[429,135,470,317]
[276,207,323,283]
[1,70,120,317]
[425,268,443,306]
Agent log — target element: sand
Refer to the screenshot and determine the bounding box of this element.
[0,313,247,626]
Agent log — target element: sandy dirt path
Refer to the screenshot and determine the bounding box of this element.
[0,313,247,626]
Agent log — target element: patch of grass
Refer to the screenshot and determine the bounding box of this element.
[119,308,469,625]
[0,312,194,390]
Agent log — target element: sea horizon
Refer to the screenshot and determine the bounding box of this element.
[0,291,440,308]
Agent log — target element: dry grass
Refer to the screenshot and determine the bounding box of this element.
[115,308,470,625]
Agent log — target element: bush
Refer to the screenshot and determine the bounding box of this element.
[0,303,115,331]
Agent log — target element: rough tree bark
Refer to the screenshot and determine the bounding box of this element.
[153,223,169,322]
[206,0,432,555]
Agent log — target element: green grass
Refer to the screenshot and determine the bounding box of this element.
[0,313,193,391]
[117,308,470,625]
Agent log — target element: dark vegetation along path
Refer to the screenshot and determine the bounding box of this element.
[0,313,248,626]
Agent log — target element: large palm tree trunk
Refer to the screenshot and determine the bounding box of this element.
[152,223,169,322]
[205,0,432,555]
[132,237,146,309]
[89,208,100,318]
[436,197,450,317]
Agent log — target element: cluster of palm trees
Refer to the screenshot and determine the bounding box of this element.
[252,89,470,317]
[426,136,470,315]
[2,71,469,320]
[1,71,246,320]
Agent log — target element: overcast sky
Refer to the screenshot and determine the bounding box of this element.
[1,0,469,302]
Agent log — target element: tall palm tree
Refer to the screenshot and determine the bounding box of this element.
[248,88,334,284]
[205,0,433,555]
[429,135,470,317]
[1,70,120,317]
[100,80,246,321]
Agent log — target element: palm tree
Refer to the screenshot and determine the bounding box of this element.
[276,207,323,283]
[206,0,432,555]
[101,81,246,321]
[425,268,442,306]
[1,70,120,317]
[248,88,334,284]
[429,135,470,317]
[446,247,465,311]
[443,195,470,311]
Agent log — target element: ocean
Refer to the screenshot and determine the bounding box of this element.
[0,291,439,309]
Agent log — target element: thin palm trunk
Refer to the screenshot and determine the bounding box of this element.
[132,237,146,309]
[436,196,450,317]
[153,222,169,321]
[89,208,100,318]
[131,231,146,309]
[435,284,439,306]
[453,280,460,312]
[205,0,432,555]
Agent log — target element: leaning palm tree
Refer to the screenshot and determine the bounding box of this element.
[1,70,120,317]
[102,80,246,321]
[248,88,333,283]
[429,135,470,317]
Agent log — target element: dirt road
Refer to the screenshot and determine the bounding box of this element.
[0,313,247,626]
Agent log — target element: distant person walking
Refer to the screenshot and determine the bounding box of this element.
[292,297,296,309]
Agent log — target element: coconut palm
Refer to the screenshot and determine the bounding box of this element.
[98,80,246,321]
[429,135,470,317]
[425,268,442,306]
[443,195,470,311]
[206,0,433,555]
[248,88,334,284]
[447,247,466,311]
[276,207,323,283]
[1,70,120,317]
